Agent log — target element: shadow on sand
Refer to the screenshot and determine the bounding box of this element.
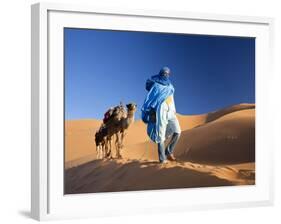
[65,159,234,194]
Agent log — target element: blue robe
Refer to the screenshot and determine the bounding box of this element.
[141,79,175,143]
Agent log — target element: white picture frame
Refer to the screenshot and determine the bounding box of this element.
[31,2,274,221]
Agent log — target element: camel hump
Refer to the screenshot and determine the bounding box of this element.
[103,108,114,124]
[103,104,127,125]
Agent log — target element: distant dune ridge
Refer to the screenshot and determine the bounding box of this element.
[65,103,255,194]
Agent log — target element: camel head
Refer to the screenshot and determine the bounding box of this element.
[126,103,137,113]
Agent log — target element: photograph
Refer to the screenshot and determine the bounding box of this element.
[64,28,256,194]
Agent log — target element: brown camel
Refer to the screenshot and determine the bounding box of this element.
[114,103,137,158]
[103,103,127,158]
[95,103,136,159]
[95,130,106,159]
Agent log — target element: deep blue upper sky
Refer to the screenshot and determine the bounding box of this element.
[64,28,255,120]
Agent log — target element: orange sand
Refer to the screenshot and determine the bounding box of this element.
[65,103,255,194]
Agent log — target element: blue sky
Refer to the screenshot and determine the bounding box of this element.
[64,28,255,120]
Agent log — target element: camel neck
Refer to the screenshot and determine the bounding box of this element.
[127,111,135,120]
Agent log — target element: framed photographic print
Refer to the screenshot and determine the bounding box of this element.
[31,2,274,221]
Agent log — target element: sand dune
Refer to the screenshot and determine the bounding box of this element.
[174,109,255,164]
[65,103,255,164]
[65,119,102,163]
[176,103,255,130]
[65,103,255,193]
[122,107,255,164]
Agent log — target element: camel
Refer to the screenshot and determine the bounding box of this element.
[114,103,137,158]
[95,103,137,159]
[95,130,106,159]
[102,103,127,158]
[95,123,113,159]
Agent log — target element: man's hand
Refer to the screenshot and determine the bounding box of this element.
[149,110,156,123]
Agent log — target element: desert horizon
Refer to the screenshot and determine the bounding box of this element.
[64,103,255,194]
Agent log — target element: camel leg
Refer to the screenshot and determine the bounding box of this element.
[118,133,122,158]
[109,137,113,158]
[120,131,125,148]
[107,137,113,159]
[101,143,105,159]
[105,138,110,158]
[98,145,102,159]
[105,138,111,158]
[105,139,109,158]
[96,145,99,159]
[99,144,103,159]
[114,133,117,158]
[103,141,106,157]
[115,132,121,159]
[116,131,125,159]
[114,134,117,158]
[107,139,112,159]
[99,145,102,159]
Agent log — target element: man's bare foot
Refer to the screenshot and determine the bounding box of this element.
[167,154,176,161]
[160,160,169,164]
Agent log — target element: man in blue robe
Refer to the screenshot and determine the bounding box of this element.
[141,67,181,164]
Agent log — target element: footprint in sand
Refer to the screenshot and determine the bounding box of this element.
[187,163,203,169]
[222,166,238,172]
[140,164,148,168]
[238,169,255,179]
[188,163,196,168]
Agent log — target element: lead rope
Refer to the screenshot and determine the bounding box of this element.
[138,135,150,161]
[138,118,155,161]
[136,110,147,161]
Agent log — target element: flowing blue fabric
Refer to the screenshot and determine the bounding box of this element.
[145,74,171,91]
[141,76,174,143]
[151,74,171,86]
